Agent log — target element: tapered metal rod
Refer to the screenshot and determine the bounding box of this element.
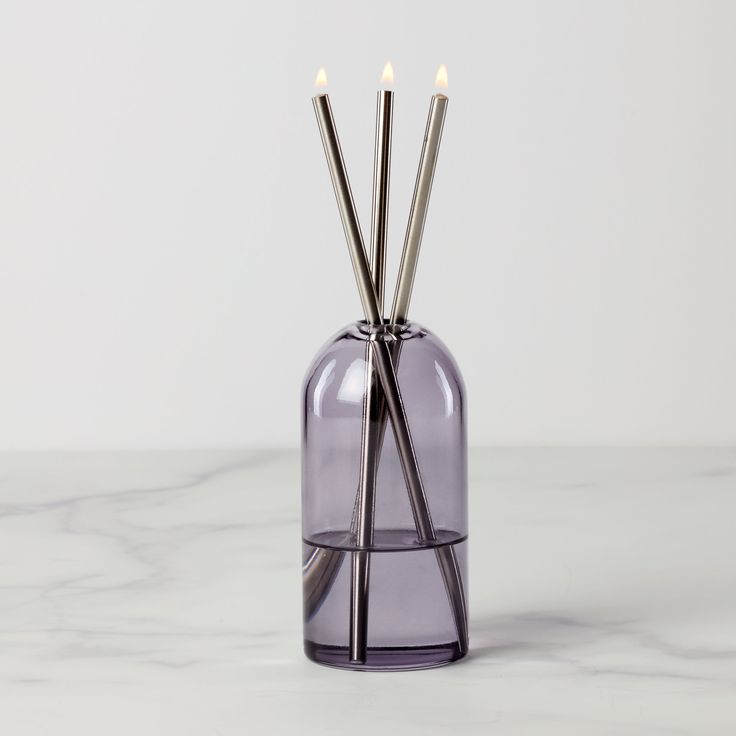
[390,94,448,325]
[349,88,393,663]
[312,92,467,655]
[381,91,467,650]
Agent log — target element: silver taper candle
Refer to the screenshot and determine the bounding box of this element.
[390,93,448,324]
[350,81,393,662]
[383,86,466,651]
[312,91,468,655]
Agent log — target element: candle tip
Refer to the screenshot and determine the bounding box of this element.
[435,64,448,89]
[381,61,394,85]
[315,67,328,88]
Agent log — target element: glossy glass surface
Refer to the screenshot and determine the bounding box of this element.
[301,321,468,670]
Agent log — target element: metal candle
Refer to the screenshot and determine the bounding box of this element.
[349,67,394,662]
[387,75,467,651]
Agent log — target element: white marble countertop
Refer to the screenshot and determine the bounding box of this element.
[1,448,735,735]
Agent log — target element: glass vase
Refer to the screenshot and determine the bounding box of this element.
[301,320,468,671]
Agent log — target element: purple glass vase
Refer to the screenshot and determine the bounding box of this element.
[301,320,468,671]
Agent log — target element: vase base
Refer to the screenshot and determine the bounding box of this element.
[304,640,466,671]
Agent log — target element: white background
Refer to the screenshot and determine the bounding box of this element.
[1,0,735,449]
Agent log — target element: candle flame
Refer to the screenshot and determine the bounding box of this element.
[315,67,328,88]
[381,61,394,84]
[435,64,448,89]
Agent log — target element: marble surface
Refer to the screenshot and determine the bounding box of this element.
[1,448,735,735]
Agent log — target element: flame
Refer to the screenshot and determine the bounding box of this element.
[315,67,327,88]
[381,61,394,84]
[435,64,448,89]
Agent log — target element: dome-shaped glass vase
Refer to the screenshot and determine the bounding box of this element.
[301,320,468,671]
